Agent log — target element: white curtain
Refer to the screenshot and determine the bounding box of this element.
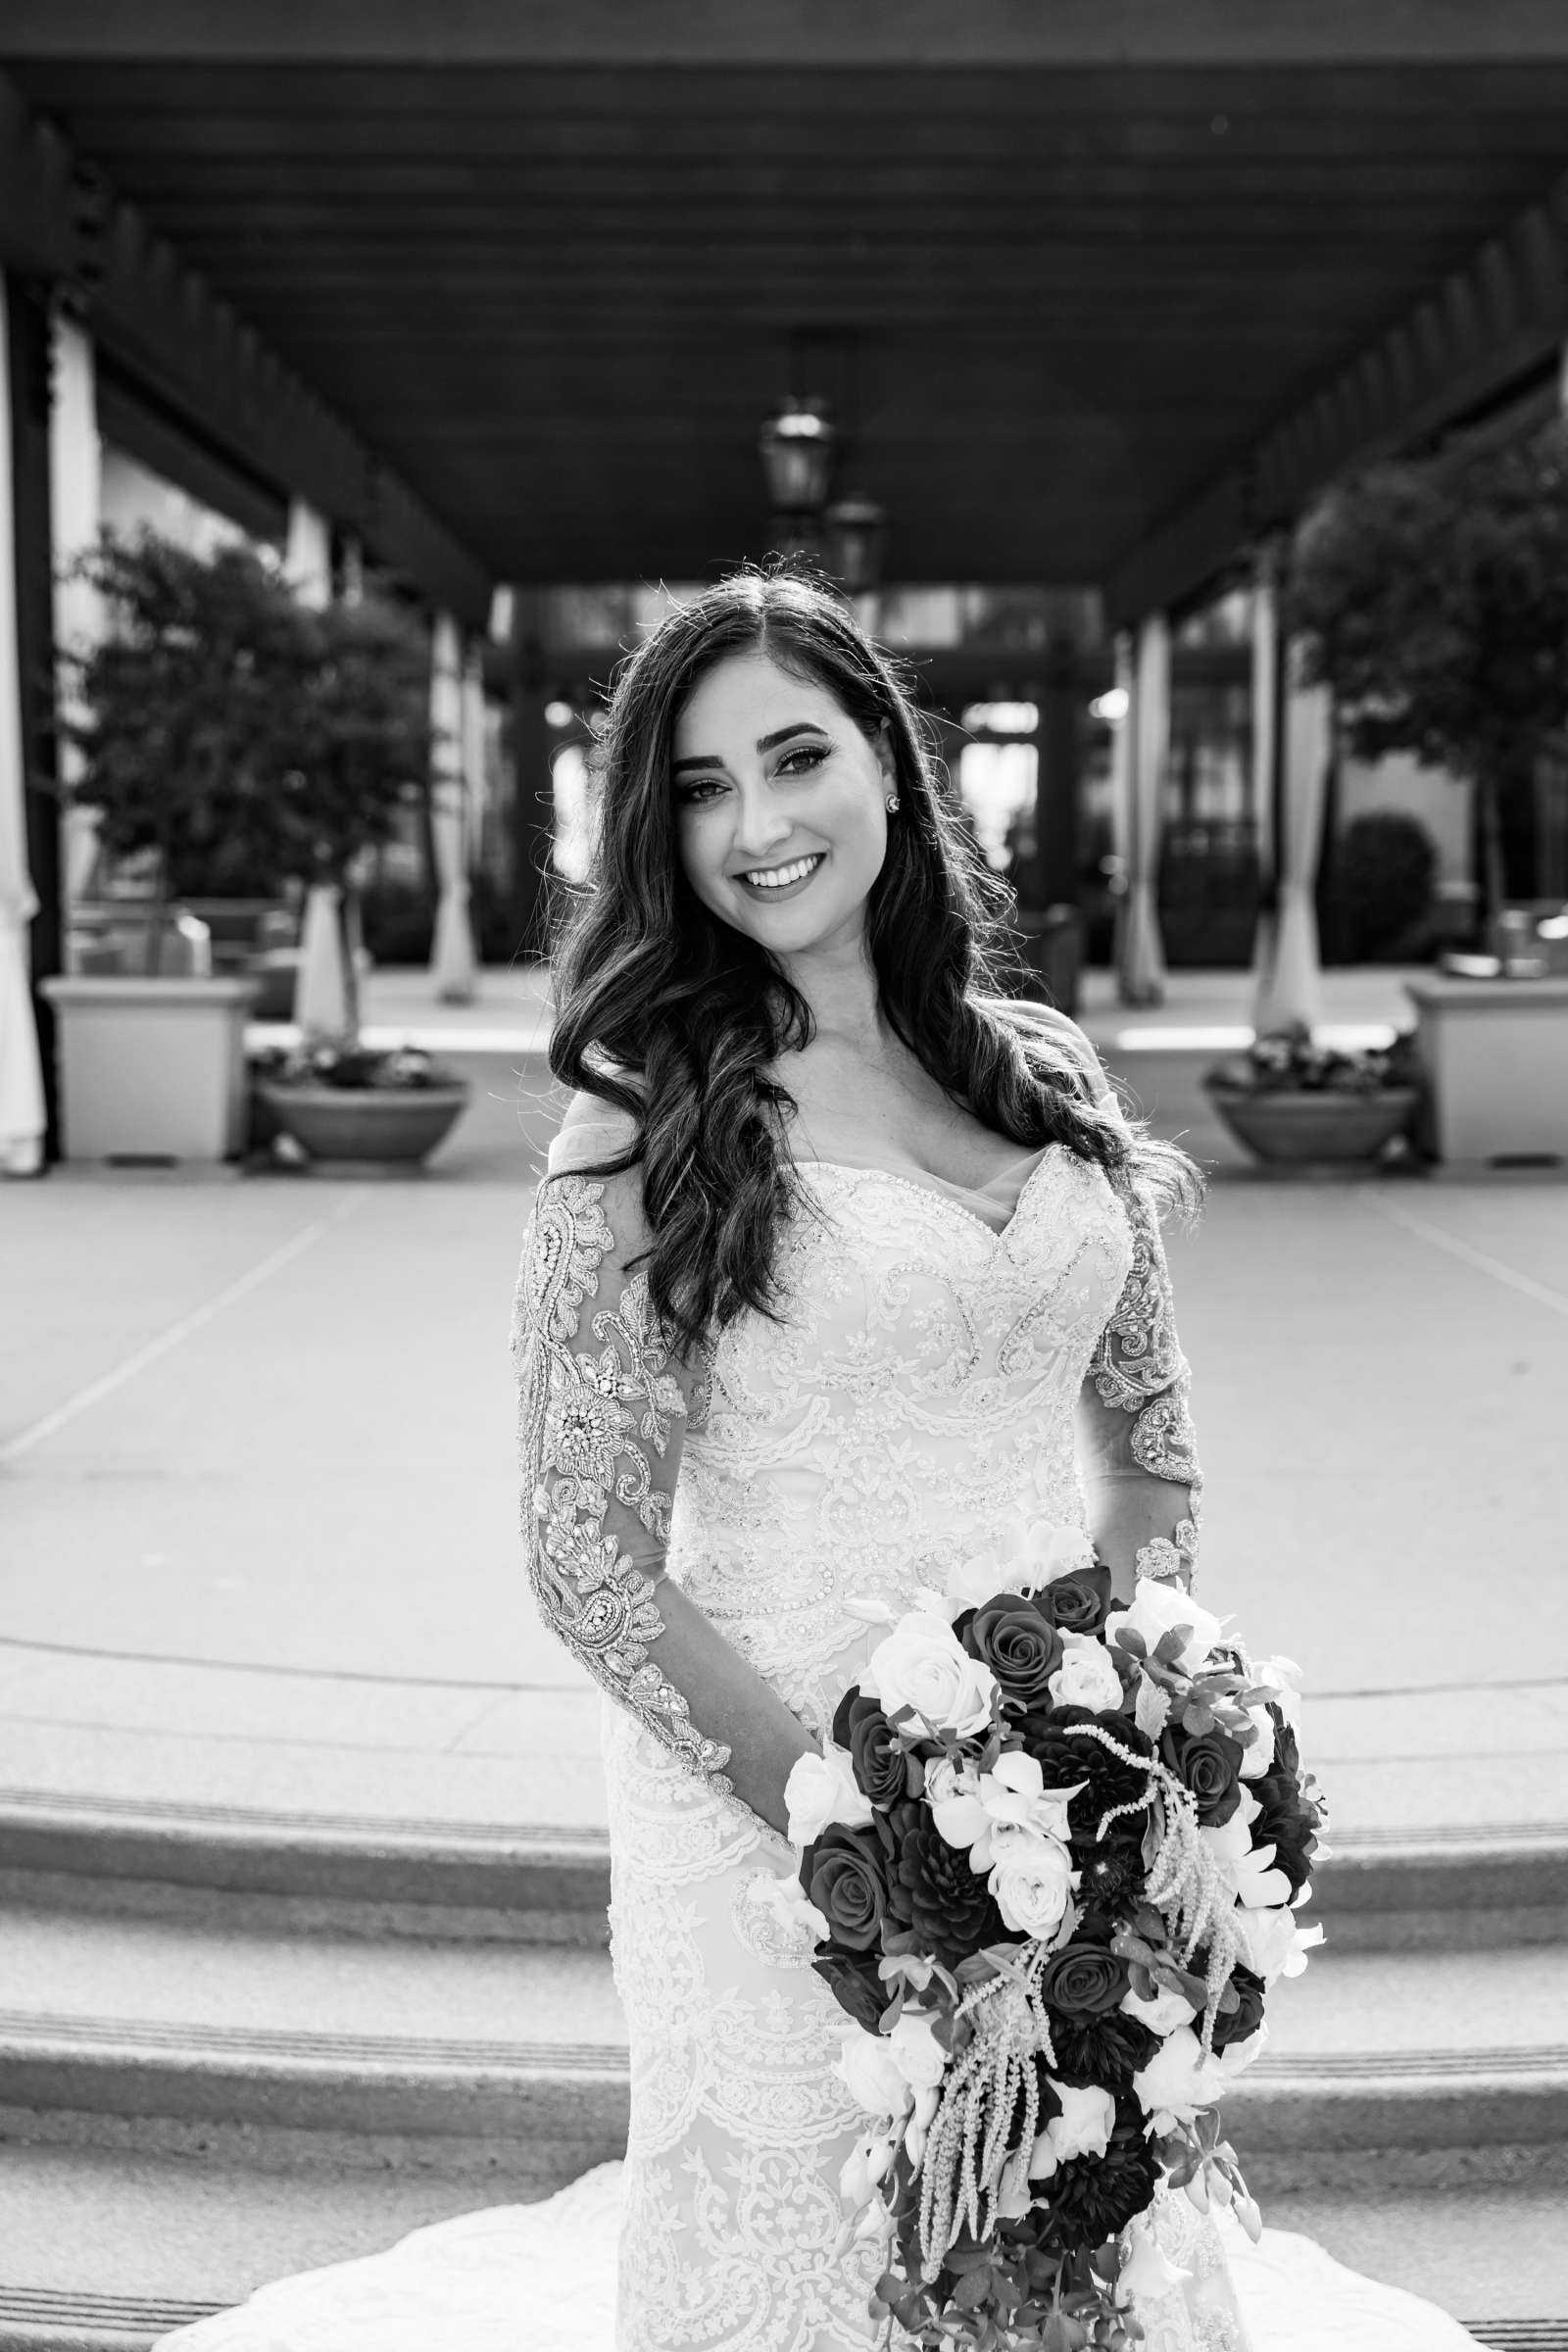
[0,276,46,1175]
[295,880,352,1042]
[1253,651,1330,1034]
[428,611,477,1004]
[1247,564,1278,1031]
[49,312,105,916]
[1119,612,1169,1005]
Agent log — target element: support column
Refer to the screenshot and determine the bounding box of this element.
[1253,644,1330,1034]
[427,609,478,1003]
[48,311,103,923]
[510,595,555,962]
[1118,612,1168,1006]
[1248,549,1281,1030]
[285,497,332,610]
[0,274,47,1174]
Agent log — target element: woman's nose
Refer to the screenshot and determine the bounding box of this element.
[733,784,793,858]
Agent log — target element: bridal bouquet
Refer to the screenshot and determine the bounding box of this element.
[780,1528,1326,2350]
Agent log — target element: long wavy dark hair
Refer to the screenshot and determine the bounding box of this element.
[548,568,1199,1358]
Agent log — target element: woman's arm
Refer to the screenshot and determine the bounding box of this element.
[511,1113,817,1840]
[1077,1177,1202,1599]
[1008,1003,1202,1599]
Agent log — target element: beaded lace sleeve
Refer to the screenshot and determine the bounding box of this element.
[510,1106,817,1832]
[1085,1178,1203,1587]
[512,1164,733,1791]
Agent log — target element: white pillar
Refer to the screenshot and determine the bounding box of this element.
[427,611,477,1004]
[460,644,488,875]
[0,276,47,1175]
[49,311,105,917]
[1119,612,1169,1006]
[1248,553,1280,1031]
[1253,645,1330,1034]
[285,497,331,611]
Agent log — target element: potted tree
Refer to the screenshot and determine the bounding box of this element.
[1285,424,1568,1164]
[249,596,471,1170]
[1204,1024,1422,1169]
[43,531,309,1161]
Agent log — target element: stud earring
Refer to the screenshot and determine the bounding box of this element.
[885,791,900,812]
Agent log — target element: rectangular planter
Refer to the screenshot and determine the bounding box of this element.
[1405,975,1568,1163]
[40,976,260,1162]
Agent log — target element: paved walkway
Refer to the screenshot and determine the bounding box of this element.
[3,963,1564,1852]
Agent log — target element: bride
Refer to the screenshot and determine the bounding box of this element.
[163,571,1479,2352]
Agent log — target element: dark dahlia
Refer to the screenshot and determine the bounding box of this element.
[1209,1962,1265,2053]
[1250,1770,1318,1899]
[1048,2007,1161,2089]
[811,1949,887,2035]
[1023,1706,1156,1849]
[895,1821,1006,1964]
[1039,2095,1159,2250]
[1074,1832,1147,1919]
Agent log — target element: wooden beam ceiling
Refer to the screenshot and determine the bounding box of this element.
[7,22,1568,598]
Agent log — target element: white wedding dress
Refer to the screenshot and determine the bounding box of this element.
[159,1126,1481,2352]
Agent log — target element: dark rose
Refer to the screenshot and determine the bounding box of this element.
[1250,1770,1318,1899]
[812,1948,888,2035]
[895,1821,1006,1965]
[958,1598,1063,1705]
[831,1689,910,1809]
[1039,1941,1129,2019]
[1210,1963,1265,2054]
[1038,2092,1159,2251]
[1037,1563,1113,1637]
[1049,2007,1161,2090]
[1173,1728,1245,1827]
[803,1826,891,1955]
[1074,1833,1147,1923]
[1020,1706,1156,1853]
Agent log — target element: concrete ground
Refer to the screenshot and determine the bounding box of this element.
[2,961,1563,1847]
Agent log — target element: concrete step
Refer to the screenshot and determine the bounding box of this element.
[0,1902,626,2174]
[0,1787,610,1945]
[4,1785,1565,1954]
[0,2154,1562,2352]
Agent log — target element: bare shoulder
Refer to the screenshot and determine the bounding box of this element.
[974,994,1110,1105]
[557,1086,640,1144]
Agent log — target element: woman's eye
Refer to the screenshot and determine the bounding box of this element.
[776,744,829,777]
[676,776,726,806]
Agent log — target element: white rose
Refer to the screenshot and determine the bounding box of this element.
[863,1612,999,1740]
[1048,1633,1124,1713]
[1131,2025,1230,2126]
[1254,1653,1304,1735]
[946,1525,1033,1612]
[1216,2020,1269,2081]
[784,1744,874,1847]
[986,1824,1075,1939]
[1104,1579,1228,1674]
[1028,2081,1115,2178]
[887,2010,948,2092]
[1119,1980,1198,2037]
[835,2028,910,2120]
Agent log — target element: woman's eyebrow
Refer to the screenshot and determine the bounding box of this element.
[672,721,827,778]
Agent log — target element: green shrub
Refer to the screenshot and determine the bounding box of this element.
[1330,810,1437,961]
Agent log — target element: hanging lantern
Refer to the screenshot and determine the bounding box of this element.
[760,398,836,515]
[825,496,887,594]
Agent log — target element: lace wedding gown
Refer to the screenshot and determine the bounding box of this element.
[160,1108,1480,2352]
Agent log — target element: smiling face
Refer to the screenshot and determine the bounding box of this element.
[671,648,895,960]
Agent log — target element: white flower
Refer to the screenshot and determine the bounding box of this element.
[1104,1579,1228,1674]
[1238,1704,1277,1780]
[1026,1524,1099,1587]
[1215,2021,1270,2081]
[835,2028,911,2120]
[1049,1633,1124,1713]
[839,2128,898,2208]
[987,1824,1076,1939]
[1235,1907,1324,1985]
[1253,1653,1304,1735]
[1118,2216,1192,2303]
[1029,2081,1115,2178]
[1131,2026,1230,2126]
[784,1744,873,1847]
[947,1521,1097,1612]
[1120,1980,1198,2037]
[904,2079,942,2167]
[863,1612,999,1739]
[995,2147,1034,2220]
[932,1750,1079,1871]
[1200,1787,1287,1909]
[748,1871,829,1948]
[887,2009,948,2092]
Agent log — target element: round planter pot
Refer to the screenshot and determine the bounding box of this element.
[255,1079,469,1167]
[1205,1085,1419,1165]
